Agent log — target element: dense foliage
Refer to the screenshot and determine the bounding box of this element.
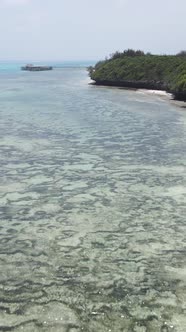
[88,50,186,99]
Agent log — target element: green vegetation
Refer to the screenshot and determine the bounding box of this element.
[88,50,186,100]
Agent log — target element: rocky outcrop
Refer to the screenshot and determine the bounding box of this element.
[92,80,167,90]
[89,53,186,102]
[173,91,186,101]
[92,80,186,102]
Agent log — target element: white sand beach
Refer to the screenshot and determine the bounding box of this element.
[137,89,173,98]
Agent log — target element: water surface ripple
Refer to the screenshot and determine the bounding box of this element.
[0,68,186,332]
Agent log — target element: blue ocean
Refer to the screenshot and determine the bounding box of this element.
[0,60,186,331]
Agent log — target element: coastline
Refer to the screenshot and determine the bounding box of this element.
[137,89,172,97]
[90,80,186,103]
[138,89,186,108]
[88,54,186,102]
[89,82,186,108]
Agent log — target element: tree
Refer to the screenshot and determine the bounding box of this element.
[123,49,145,56]
[176,51,186,57]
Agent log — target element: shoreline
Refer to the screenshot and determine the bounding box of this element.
[137,89,172,98]
[137,89,186,109]
[89,82,186,108]
[89,76,186,102]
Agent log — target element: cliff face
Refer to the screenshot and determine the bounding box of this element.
[89,54,186,101]
[92,80,186,101]
[93,80,167,91]
[173,91,186,101]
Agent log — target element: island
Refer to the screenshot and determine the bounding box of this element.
[88,50,186,101]
[21,64,53,71]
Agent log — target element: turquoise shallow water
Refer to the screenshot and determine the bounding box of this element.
[0,65,186,332]
[0,61,95,74]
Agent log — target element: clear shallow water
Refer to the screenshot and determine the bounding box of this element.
[0,65,186,332]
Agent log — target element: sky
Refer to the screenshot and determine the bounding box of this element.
[0,0,185,61]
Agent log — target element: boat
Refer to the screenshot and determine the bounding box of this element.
[21,64,53,71]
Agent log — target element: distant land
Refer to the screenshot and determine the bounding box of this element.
[88,49,186,101]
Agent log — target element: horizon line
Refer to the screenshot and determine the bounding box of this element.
[0,59,98,62]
